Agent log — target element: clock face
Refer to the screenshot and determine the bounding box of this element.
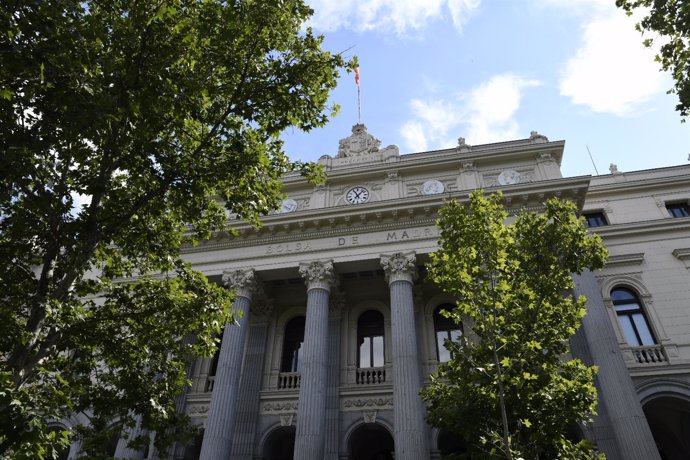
[279,198,298,213]
[421,179,445,195]
[346,186,370,204]
[498,169,522,185]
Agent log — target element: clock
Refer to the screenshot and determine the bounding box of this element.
[345,186,370,204]
[498,169,522,185]
[278,198,298,213]
[421,179,445,195]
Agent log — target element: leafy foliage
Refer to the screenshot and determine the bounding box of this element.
[422,191,608,459]
[616,0,690,119]
[0,0,346,456]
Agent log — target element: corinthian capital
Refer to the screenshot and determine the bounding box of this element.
[380,252,417,285]
[299,260,336,292]
[222,268,258,299]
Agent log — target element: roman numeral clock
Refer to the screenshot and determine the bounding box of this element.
[346,186,370,204]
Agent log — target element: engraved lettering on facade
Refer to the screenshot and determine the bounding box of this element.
[266,242,312,255]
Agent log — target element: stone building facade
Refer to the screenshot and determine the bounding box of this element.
[63,126,690,459]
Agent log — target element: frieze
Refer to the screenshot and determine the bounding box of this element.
[261,401,298,413]
[342,397,393,410]
[187,405,210,415]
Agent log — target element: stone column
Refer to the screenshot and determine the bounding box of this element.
[381,252,429,460]
[294,260,336,460]
[199,269,258,460]
[115,415,147,459]
[230,296,273,460]
[324,291,345,459]
[573,270,660,460]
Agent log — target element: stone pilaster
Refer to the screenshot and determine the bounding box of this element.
[573,270,660,460]
[199,269,258,460]
[380,252,430,460]
[294,260,336,460]
[114,415,147,459]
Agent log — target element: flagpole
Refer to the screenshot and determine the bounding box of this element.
[355,66,361,124]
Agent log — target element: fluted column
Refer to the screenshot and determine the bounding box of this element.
[573,270,660,460]
[199,269,258,460]
[230,296,273,460]
[115,415,147,459]
[294,260,336,460]
[381,252,429,460]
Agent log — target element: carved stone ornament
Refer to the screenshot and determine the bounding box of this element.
[529,130,549,143]
[336,124,381,158]
[342,397,393,410]
[380,252,417,284]
[280,413,295,427]
[262,401,298,413]
[363,410,377,424]
[299,260,336,292]
[537,152,554,163]
[187,405,210,415]
[457,137,472,152]
[609,163,620,174]
[222,269,257,299]
[250,296,274,318]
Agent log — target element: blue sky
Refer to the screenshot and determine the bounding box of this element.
[281,0,690,178]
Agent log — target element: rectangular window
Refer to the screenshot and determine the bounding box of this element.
[583,211,608,228]
[666,202,690,218]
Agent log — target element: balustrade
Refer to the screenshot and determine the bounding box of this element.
[356,367,386,385]
[633,345,666,364]
[278,372,301,389]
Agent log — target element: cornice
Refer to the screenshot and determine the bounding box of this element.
[313,140,565,183]
[605,253,645,267]
[592,217,690,240]
[183,177,590,254]
[587,172,690,197]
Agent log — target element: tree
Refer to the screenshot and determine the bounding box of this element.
[616,0,690,119]
[0,0,346,457]
[421,191,608,459]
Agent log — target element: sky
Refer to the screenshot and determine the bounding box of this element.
[280,0,690,178]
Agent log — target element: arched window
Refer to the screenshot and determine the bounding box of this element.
[611,287,655,346]
[358,310,384,368]
[434,304,462,362]
[281,316,305,372]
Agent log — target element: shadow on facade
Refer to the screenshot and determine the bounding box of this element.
[262,426,295,460]
[348,423,394,460]
[644,396,690,460]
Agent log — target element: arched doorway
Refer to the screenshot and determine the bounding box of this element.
[644,396,690,460]
[348,423,394,460]
[262,426,295,460]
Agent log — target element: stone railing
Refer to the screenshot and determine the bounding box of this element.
[633,345,667,364]
[356,367,386,385]
[205,375,215,392]
[278,372,301,390]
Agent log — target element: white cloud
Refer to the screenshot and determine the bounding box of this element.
[558,4,665,115]
[306,0,480,34]
[399,74,540,151]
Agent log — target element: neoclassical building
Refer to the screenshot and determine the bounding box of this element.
[64,126,690,459]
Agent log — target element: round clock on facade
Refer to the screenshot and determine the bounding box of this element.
[345,186,370,204]
[279,198,298,213]
[498,169,522,185]
[421,179,445,195]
